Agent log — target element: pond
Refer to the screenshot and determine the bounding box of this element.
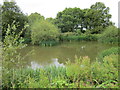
[19,41,117,69]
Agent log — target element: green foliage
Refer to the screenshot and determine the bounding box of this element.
[2,22,28,69]
[2,22,29,88]
[2,53,118,88]
[55,2,112,33]
[89,26,104,34]
[2,0,28,40]
[83,2,113,34]
[46,17,55,24]
[90,2,112,28]
[92,54,118,88]
[98,26,119,44]
[55,8,83,32]
[60,33,99,42]
[66,56,91,85]
[28,12,44,25]
[31,19,60,46]
[97,47,119,61]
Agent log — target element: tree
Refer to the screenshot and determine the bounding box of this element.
[28,12,44,25]
[55,8,83,33]
[2,0,28,40]
[89,2,112,34]
[24,12,45,43]
[46,17,55,24]
[98,25,119,43]
[31,19,60,46]
[55,2,113,34]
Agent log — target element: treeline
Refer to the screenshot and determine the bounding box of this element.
[1,0,119,46]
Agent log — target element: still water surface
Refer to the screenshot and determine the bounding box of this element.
[20,41,116,69]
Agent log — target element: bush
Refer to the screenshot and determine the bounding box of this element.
[2,23,27,69]
[31,20,60,46]
[59,33,99,42]
[91,54,118,88]
[66,56,91,84]
[97,47,119,61]
[83,34,99,41]
[98,26,119,44]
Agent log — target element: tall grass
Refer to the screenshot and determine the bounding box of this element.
[2,54,118,88]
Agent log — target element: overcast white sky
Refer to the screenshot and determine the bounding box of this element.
[0,0,119,27]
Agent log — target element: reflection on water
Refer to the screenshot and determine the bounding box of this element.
[19,41,117,69]
[28,58,64,69]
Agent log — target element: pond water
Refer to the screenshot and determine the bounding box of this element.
[19,41,116,69]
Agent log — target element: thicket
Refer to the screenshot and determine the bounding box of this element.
[59,25,119,44]
[98,26,119,44]
[97,47,119,61]
[59,32,99,42]
[31,20,60,46]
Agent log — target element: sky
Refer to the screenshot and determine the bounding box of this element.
[0,0,119,27]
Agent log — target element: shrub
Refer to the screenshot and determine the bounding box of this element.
[59,33,99,42]
[66,56,91,84]
[31,20,60,46]
[97,47,119,61]
[91,54,118,87]
[98,26,119,44]
[83,34,99,41]
[2,23,28,69]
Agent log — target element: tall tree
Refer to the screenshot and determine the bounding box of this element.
[89,2,112,33]
[2,0,28,40]
[55,8,83,33]
[28,12,44,25]
[46,17,55,24]
[55,2,113,34]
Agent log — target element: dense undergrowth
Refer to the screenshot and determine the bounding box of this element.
[59,33,99,42]
[59,26,119,44]
[2,53,119,88]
